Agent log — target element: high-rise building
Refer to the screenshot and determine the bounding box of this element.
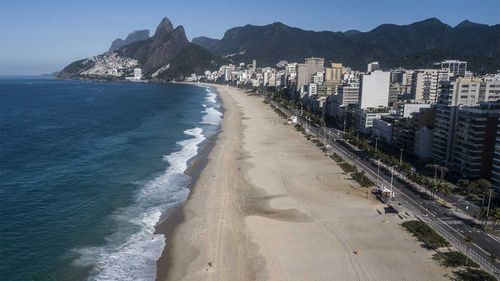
[296,63,308,92]
[367,62,380,73]
[252,60,257,71]
[133,68,142,79]
[357,108,391,134]
[296,57,324,92]
[433,76,500,166]
[359,70,390,109]
[284,63,297,88]
[312,72,324,84]
[325,63,343,83]
[451,102,500,179]
[325,85,359,121]
[440,60,467,76]
[491,123,500,190]
[411,69,451,103]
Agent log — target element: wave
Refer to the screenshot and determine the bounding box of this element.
[201,107,223,125]
[204,90,217,104]
[73,127,205,281]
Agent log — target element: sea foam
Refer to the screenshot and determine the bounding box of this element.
[73,127,206,281]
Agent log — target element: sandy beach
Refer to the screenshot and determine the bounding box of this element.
[157,84,452,281]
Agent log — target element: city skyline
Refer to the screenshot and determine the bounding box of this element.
[1,0,499,75]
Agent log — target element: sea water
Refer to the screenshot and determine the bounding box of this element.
[0,78,221,281]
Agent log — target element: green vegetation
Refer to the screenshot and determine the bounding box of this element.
[433,251,479,268]
[351,171,374,187]
[330,153,344,163]
[205,19,499,74]
[294,124,304,132]
[401,220,449,249]
[453,268,497,281]
[339,162,357,174]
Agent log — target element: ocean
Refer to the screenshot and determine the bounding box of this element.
[0,78,222,281]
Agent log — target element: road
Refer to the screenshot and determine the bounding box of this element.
[270,100,500,276]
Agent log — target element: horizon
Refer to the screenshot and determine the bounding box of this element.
[0,0,499,75]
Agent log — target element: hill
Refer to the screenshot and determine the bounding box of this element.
[58,18,225,81]
[204,18,499,73]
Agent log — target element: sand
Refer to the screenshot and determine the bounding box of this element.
[158,85,452,281]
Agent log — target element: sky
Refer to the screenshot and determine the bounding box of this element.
[0,0,498,75]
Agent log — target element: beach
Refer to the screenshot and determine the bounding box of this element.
[157,84,452,281]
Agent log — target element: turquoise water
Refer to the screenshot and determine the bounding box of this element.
[0,78,221,280]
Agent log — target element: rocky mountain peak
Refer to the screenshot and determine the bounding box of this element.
[109,29,150,51]
[154,17,174,38]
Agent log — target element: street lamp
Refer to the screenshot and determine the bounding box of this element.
[399,148,404,166]
[390,165,396,200]
[486,188,493,229]
[376,158,381,187]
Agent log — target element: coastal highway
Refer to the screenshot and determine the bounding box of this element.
[269,99,500,275]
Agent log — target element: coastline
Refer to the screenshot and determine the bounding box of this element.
[154,82,225,281]
[156,84,453,280]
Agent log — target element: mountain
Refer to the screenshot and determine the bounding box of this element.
[58,18,225,81]
[344,30,361,36]
[203,18,500,73]
[109,29,150,51]
[192,36,220,49]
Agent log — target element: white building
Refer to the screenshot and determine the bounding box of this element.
[312,72,324,84]
[411,69,451,103]
[399,103,432,118]
[357,108,391,134]
[367,62,380,73]
[308,83,318,95]
[440,60,467,76]
[133,68,142,79]
[359,70,390,109]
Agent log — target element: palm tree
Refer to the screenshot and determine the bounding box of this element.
[464,234,473,266]
[493,208,500,227]
[457,178,471,195]
[479,207,489,226]
[436,181,450,197]
[426,164,440,197]
[474,179,493,206]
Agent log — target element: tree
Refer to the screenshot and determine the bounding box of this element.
[474,179,493,206]
[464,234,473,266]
[479,207,489,226]
[458,178,471,195]
[492,208,500,227]
[436,181,450,197]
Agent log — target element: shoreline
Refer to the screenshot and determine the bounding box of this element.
[154,82,224,281]
[156,84,453,281]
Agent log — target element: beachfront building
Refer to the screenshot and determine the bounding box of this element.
[491,123,500,190]
[450,102,500,179]
[325,84,359,120]
[433,77,500,165]
[357,107,391,134]
[372,118,393,144]
[359,70,390,109]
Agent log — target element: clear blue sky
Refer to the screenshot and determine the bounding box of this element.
[0,0,498,75]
